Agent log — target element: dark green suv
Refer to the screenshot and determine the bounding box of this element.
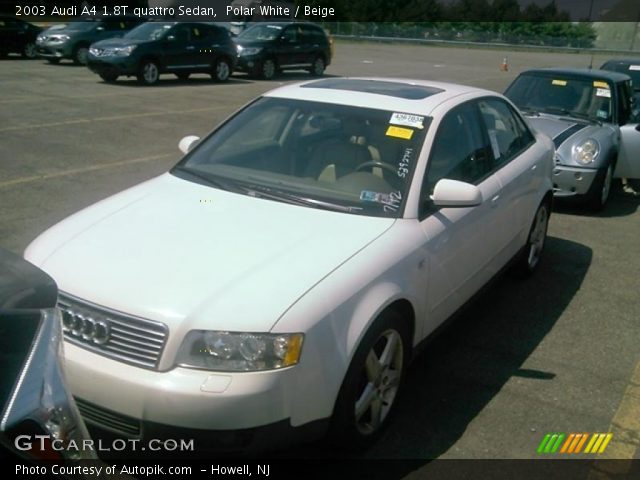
[235,22,332,79]
[87,22,237,85]
[36,17,144,65]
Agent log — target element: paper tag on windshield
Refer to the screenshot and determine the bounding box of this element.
[596,88,611,98]
[386,126,414,140]
[593,81,609,88]
[552,79,567,86]
[390,113,424,129]
[630,65,640,71]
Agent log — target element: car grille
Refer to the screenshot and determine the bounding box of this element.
[75,397,141,437]
[58,293,168,370]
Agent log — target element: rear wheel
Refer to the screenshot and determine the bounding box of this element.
[329,311,409,450]
[137,60,160,85]
[309,56,325,76]
[211,58,231,82]
[73,45,89,65]
[513,200,550,277]
[22,42,37,59]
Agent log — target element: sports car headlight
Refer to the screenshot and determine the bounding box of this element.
[572,138,600,165]
[176,331,304,372]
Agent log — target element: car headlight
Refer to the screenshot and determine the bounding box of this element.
[238,46,262,56]
[572,138,600,165]
[176,331,304,372]
[113,45,136,57]
[49,35,70,43]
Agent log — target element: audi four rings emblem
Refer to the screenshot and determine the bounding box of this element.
[61,308,111,345]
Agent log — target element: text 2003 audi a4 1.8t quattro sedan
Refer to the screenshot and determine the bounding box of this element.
[25,78,554,453]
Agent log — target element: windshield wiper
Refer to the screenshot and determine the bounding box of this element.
[237,181,363,213]
[171,166,243,192]
[519,106,540,116]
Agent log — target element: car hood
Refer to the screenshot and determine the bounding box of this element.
[91,37,146,48]
[525,115,593,149]
[26,173,394,333]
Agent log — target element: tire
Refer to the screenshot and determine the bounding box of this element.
[329,311,410,450]
[175,72,190,81]
[260,58,276,80]
[47,58,60,65]
[513,199,550,277]
[22,42,37,59]
[211,58,231,82]
[73,45,89,65]
[309,56,325,76]
[99,72,118,83]
[137,60,160,85]
[586,162,614,211]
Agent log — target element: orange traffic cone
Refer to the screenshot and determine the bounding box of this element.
[500,57,509,71]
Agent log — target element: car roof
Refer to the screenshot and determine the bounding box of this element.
[264,77,496,115]
[519,67,630,83]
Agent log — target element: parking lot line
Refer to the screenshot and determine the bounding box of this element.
[0,153,171,189]
[0,106,231,133]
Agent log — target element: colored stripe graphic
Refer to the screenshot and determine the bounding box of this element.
[538,433,613,454]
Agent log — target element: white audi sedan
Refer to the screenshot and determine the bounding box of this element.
[25,78,554,453]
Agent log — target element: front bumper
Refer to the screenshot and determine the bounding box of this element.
[552,164,600,197]
[87,56,138,76]
[63,342,329,452]
[36,43,73,59]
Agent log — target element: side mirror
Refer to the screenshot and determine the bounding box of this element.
[166,35,176,42]
[179,135,200,154]
[431,179,483,207]
[96,26,105,32]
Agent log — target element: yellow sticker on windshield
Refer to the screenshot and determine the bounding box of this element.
[552,79,567,86]
[386,126,414,140]
[120,22,125,29]
[593,81,609,89]
[194,28,200,37]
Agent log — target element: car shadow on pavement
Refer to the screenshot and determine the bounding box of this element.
[275,236,592,474]
[553,184,640,218]
[100,76,255,88]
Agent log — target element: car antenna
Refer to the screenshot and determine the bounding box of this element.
[588,53,594,70]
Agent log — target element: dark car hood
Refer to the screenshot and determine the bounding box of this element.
[0,248,58,309]
[91,37,147,48]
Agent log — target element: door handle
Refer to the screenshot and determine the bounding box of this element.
[186,46,195,50]
[491,194,500,207]
[531,164,537,170]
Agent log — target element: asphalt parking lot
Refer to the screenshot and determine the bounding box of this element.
[1,41,639,467]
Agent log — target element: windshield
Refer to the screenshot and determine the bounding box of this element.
[238,24,282,41]
[173,97,430,218]
[62,21,97,32]
[124,22,171,41]
[505,73,613,122]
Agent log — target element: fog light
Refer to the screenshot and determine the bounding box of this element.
[574,173,582,181]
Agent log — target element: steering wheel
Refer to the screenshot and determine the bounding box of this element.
[355,161,398,176]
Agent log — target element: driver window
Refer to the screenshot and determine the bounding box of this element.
[422,102,492,197]
[281,27,298,43]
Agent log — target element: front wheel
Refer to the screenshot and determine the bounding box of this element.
[137,60,160,85]
[586,163,613,211]
[329,311,409,450]
[513,200,550,277]
[211,58,231,82]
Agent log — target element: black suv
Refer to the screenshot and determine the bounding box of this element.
[235,22,332,79]
[36,17,144,65]
[0,16,41,58]
[87,22,237,85]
